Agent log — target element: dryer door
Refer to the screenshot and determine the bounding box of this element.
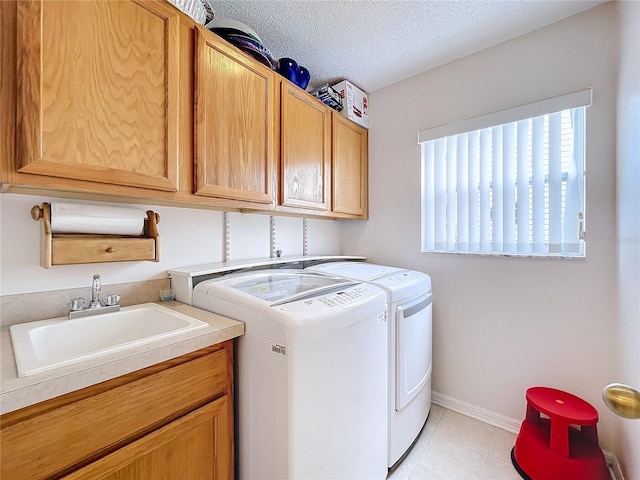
[395,292,432,411]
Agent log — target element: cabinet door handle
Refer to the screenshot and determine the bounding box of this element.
[106,247,115,253]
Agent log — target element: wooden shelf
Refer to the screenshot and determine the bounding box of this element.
[31,203,161,269]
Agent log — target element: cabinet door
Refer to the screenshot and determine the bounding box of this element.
[62,395,232,480]
[332,114,368,217]
[16,0,181,192]
[194,27,276,204]
[280,82,331,210]
[0,348,230,480]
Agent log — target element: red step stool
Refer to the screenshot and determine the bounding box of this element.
[511,386,609,480]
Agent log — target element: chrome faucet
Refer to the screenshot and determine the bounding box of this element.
[68,274,121,319]
[90,274,102,308]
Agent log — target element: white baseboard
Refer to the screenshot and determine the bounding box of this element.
[606,452,625,480]
[431,391,521,434]
[431,391,624,480]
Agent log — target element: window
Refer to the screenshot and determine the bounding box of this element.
[419,89,590,257]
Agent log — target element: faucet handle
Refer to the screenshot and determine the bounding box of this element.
[104,294,121,306]
[69,297,87,311]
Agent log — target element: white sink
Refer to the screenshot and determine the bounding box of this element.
[10,303,209,377]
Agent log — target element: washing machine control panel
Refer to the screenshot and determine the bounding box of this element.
[316,287,367,308]
[270,283,386,323]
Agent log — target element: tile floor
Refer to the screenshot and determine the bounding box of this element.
[388,405,522,480]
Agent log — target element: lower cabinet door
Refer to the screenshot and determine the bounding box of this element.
[62,395,231,480]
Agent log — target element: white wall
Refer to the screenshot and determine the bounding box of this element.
[0,193,341,295]
[342,2,620,449]
[0,0,632,468]
[615,0,640,477]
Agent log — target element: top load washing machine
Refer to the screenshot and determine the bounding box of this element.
[307,262,432,467]
[192,270,389,480]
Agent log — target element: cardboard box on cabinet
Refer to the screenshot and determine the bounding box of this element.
[332,80,369,128]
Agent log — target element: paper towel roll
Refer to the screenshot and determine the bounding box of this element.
[50,202,147,236]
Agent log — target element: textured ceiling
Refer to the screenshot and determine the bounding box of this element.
[208,0,606,94]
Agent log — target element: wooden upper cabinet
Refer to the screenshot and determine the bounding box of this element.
[194,27,275,204]
[332,114,368,218]
[15,0,181,192]
[280,82,331,211]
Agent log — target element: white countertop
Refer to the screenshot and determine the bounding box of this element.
[1,301,244,415]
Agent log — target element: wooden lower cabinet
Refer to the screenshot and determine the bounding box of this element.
[0,342,234,480]
[62,396,231,480]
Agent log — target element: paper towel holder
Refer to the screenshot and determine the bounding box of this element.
[31,202,161,269]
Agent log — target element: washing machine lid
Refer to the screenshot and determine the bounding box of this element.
[308,262,403,281]
[204,270,357,304]
[193,270,387,344]
[308,262,431,301]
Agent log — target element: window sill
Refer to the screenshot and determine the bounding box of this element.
[421,250,586,260]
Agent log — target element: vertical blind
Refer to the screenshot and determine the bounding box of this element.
[419,89,590,256]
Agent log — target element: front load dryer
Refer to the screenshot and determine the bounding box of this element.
[192,270,388,480]
[307,262,432,467]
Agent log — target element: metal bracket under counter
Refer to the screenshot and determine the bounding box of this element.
[168,255,367,305]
